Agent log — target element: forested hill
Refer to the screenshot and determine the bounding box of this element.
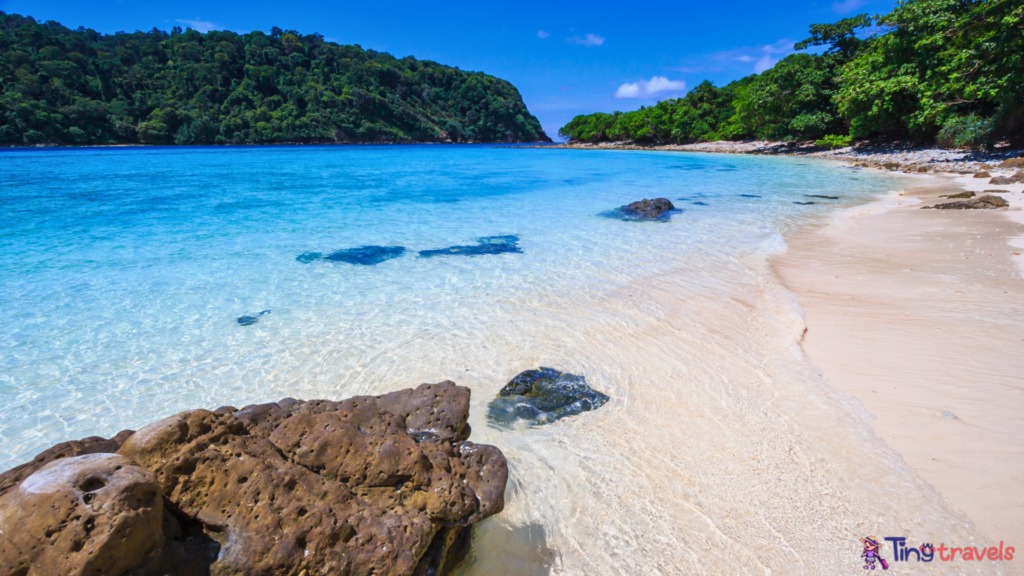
[0,12,550,146]
[560,0,1022,148]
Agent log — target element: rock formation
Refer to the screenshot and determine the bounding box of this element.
[924,194,1009,210]
[988,171,1024,185]
[487,367,609,426]
[0,382,507,576]
[617,198,676,220]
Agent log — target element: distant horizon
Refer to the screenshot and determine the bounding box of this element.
[0,0,898,140]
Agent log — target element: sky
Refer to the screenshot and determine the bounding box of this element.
[0,0,897,140]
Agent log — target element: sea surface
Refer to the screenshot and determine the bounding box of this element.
[0,145,995,574]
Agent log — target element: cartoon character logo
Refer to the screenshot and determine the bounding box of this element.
[861,536,889,570]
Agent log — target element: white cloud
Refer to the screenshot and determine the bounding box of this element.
[735,55,754,62]
[832,0,868,13]
[614,76,687,99]
[537,30,550,39]
[754,54,777,73]
[566,33,605,47]
[176,18,219,33]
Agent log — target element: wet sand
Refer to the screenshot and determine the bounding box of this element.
[773,173,1024,551]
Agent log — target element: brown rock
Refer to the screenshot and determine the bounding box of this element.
[997,157,1024,169]
[0,430,134,497]
[0,454,163,576]
[973,171,991,178]
[928,194,1009,210]
[941,191,976,199]
[989,171,1024,185]
[0,382,505,576]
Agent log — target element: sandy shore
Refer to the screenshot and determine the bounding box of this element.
[773,171,1024,550]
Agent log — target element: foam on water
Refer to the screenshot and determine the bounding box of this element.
[0,146,1001,573]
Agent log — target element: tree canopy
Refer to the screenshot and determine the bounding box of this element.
[560,0,1023,147]
[0,12,550,146]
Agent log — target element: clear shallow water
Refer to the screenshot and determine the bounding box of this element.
[0,146,998,574]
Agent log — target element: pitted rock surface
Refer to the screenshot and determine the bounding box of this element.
[0,381,507,576]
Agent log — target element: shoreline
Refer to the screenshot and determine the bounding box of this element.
[549,139,1024,176]
[773,171,1024,550]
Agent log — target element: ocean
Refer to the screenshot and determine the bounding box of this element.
[0,145,989,573]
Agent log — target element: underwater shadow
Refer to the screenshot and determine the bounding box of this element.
[452,521,557,576]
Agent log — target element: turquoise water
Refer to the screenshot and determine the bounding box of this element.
[0,145,902,470]
[9,146,1000,574]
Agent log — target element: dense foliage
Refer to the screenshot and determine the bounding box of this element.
[0,11,549,146]
[560,0,1023,147]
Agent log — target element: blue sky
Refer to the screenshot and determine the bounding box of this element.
[0,0,895,140]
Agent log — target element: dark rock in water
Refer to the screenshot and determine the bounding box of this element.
[0,382,506,576]
[419,235,522,257]
[296,251,322,264]
[941,191,976,199]
[488,367,609,426]
[237,311,269,326]
[806,195,840,200]
[692,201,708,206]
[739,194,761,198]
[924,194,1008,210]
[326,245,406,265]
[618,198,676,220]
[299,246,406,265]
[793,201,816,205]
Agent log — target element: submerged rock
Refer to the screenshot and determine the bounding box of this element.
[793,201,816,205]
[924,195,1009,210]
[237,310,271,326]
[739,194,761,198]
[692,201,709,206]
[298,245,407,265]
[613,198,677,220]
[487,367,609,426]
[419,235,522,257]
[0,382,507,576]
[805,195,840,200]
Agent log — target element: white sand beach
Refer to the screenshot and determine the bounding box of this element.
[774,171,1024,555]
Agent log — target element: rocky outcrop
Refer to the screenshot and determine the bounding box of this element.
[941,191,976,199]
[487,367,610,426]
[973,171,991,178]
[0,382,507,576]
[924,194,1009,210]
[997,158,1024,169]
[619,198,676,220]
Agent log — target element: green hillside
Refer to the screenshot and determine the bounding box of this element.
[0,12,550,146]
[560,0,1022,148]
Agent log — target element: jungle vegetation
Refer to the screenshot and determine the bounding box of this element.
[0,11,549,146]
[559,0,1023,148]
